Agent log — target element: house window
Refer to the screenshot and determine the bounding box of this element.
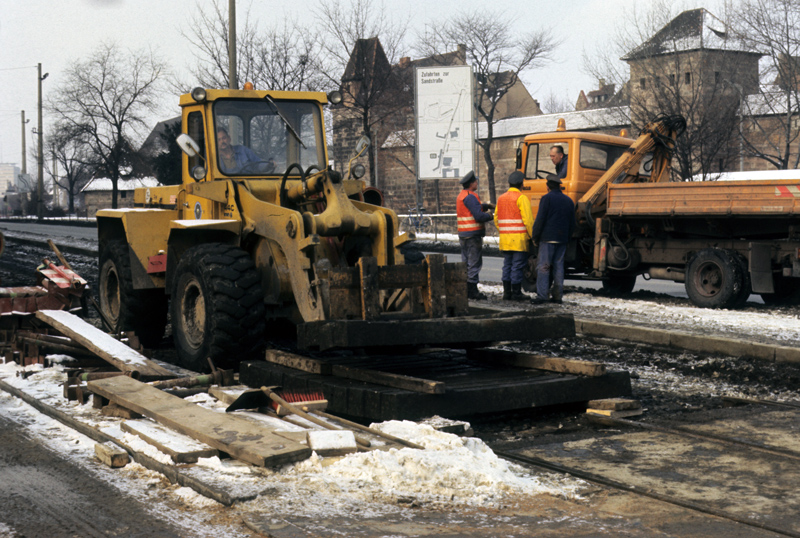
[639,78,646,89]
[120,191,127,199]
[685,72,691,84]
[715,71,721,84]
[669,74,676,85]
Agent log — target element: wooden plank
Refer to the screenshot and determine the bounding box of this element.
[121,419,219,463]
[358,257,381,321]
[469,348,606,377]
[35,310,173,378]
[265,349,331,375]
[445,263,469,316]
[87,376,310,467]
[331,364,445,394]
[264,348,444,394]
[424,254,446,318]
[95,442,130,468]
[587,398,641,411]
[297,312,576,351]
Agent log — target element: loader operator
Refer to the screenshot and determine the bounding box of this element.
[456,171,494,300]
[530,175,575,304]
[495,171,534,301]
[216,127,275,174]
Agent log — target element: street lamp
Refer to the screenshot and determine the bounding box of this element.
[37,63,48,220]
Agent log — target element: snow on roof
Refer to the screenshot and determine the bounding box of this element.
[623,8,757,60]
[478,107,630,139]
[81,176,160,193]
[384,107,631,148]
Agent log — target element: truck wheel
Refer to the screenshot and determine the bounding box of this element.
[685,249,746,309]
[98,240,168,348]
[602,275,637,295]
[170,243,265,372]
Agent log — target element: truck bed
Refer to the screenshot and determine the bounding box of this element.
[607,179,800,217]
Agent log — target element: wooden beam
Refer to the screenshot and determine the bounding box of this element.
[424,254,446,318]
[358,257,381,321]
[121,419,219,463]
[35,310,173,379]
[264,348,445,394]
[469,348,606,377]
[87,376,310,467]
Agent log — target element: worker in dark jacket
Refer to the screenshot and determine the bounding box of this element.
[456,171,494,300]
[531,176,575,304]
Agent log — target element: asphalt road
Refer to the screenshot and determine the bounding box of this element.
[0,220,762,303]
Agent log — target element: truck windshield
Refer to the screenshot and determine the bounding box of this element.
[213,99,325,177]
[580,141,652,179]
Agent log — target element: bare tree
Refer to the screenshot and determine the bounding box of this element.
[45,123,92,214]
[584,3,757,179]
[316,0,410,187]
[48,43,166,208]
[730,0,800,169]
[180,1,324,92]
[416,10,557,203]
[542,90,574,114]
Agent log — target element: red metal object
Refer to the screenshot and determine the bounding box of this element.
[147,253,167,274]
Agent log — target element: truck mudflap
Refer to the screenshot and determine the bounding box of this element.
[297,310,575,351]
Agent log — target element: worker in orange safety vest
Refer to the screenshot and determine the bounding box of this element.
[494,171,534,300]
[457,171,494,300]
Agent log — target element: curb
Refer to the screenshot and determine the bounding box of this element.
[576,319,800,364]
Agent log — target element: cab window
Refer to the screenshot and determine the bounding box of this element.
[524,143,567,179]
[186,111,206,172]
[579,141,652,178]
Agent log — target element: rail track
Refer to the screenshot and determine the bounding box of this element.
[494,399,800,538]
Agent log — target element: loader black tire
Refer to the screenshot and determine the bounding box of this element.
[685,248,746,309]
[98,240,168,348]
[170,243,265,372]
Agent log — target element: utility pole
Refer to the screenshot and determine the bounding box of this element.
[20,111,29,176]
[37,63,48,220]
[228,0,237,90]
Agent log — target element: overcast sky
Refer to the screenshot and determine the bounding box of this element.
[1,0,721,170]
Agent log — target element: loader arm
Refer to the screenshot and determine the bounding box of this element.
[577,115,684,226]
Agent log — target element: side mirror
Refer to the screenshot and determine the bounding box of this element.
[355,135,370,156]
[177,134,201,158]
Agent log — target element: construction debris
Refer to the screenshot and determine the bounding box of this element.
[307,430,358,457]
[94,441,130,468]
[586,398,643,418]
[87,375,311,467]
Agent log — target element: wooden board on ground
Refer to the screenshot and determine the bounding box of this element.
[587,398,641,411]
[586,408,644,418]
[35,310,174,378]
[87,376,310,467]
[470,348,606,377]
[265,349,445,394]
[121,419,219,463]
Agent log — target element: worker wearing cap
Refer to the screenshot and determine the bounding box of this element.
[531,175,575,304]
[494,171,534,301]
[456,171,494,300]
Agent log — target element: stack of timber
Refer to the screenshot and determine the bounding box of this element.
[241,342,632,421]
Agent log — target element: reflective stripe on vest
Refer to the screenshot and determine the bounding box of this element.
[456,190,484,233]
[497,191,526,235]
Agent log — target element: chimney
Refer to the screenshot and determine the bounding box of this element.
[398,56,411,68]
[457,44,467,63]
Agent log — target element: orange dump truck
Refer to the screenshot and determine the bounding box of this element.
[517,115,800,308]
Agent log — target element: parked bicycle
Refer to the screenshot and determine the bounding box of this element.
[401,205,433,234]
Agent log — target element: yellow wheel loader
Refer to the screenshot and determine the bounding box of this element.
[97,86,572,372]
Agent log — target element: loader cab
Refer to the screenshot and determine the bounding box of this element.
[213,98,326,177]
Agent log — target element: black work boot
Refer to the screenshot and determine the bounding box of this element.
[502,281,512,300]
[551,287,563,304]
[510,283,526,301]
[468,282,487,301]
